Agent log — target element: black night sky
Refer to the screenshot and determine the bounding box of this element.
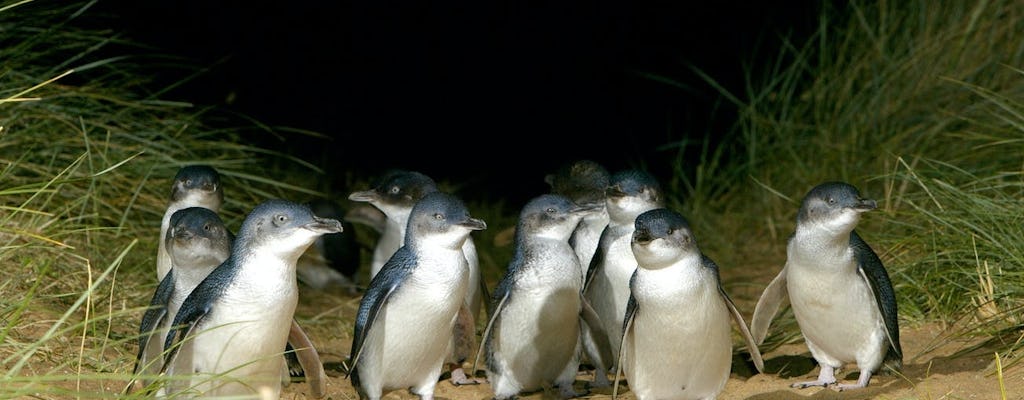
[95,0,820,204]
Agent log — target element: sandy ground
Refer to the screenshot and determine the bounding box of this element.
[282,283,1023,400]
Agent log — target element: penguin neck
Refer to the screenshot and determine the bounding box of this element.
[790,225,855,267]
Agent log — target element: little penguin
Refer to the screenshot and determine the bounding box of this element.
[296,198,361,294]
[582,169,664,379]
[348,170,484,384]
[476,194,599,400]
[612,208,764,400]
[544,159,611,277]
[132,207,232,391]
[160,199,343,398]
[750,181,902,390]
[346,191,487,400]
[156,165,224,282]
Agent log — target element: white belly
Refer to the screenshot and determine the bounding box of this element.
[492,284,581,390]
[623,269,732,400]
[787,258,887,369]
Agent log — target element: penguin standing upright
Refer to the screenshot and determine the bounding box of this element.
[750,181,902,390]
[346,192,487,400]
[582,169,664,378]
[160,199,342,398]
[614,208,764,400]
[348,170,484,384]
[478,194,598,400]
[133,207,232,391]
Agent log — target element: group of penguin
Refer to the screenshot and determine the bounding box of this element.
[127,160,903,400]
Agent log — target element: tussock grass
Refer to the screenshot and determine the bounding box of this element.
[0,1,336,397]
[671,0,1024,366]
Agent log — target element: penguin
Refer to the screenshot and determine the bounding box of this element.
[477,194,599,400]
[612,208,764,400]
[544,159,611,277]
[348,170,439,280]
[132,207,232,391]
[346,192,487,400]
[160,199,343,398]
[750,181,902,390]
[296,198,361,294]
[156,165,223,282]
[582,169,664,380]
[348,170,484,384]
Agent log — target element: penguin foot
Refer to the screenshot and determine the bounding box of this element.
[792,364,837,389]
[448,366,483,385]
[791,380,833,389]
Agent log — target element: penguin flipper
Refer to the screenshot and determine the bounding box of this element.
[133,273,175,378]
[612,292,637,400]
[347,248,416,386]
[851,231,903,369]
[750,266,788,345]
[288,320,326,399]
[721,286,765,374]
[579,295,613,371]
[472,289,509,376]
[582,225,611,293]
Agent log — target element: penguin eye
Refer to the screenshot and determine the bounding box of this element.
[203,224,211,232]
[273,214,289,226]
[433,213,444,220]
[185,179,193,186]
[827,197,836,205]
[546,207,556,214]
[390,186,400,194]
[666,228,675,236]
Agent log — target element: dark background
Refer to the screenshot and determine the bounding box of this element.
[95,0,821,205]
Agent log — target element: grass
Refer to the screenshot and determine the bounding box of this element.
[3,0,1024,398]
[0,0,345,397]
[666,0,1024,370]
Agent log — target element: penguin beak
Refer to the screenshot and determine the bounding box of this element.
[606,185,626,198]
[632,228,653,244]
[571,202,602,215]
[853,198,878,212]
[459,217,487,231]
[348,190,378,202]
[305,217,344,234]
[171,227,194,240]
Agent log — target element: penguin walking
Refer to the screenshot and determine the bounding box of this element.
[750,181,902,390]
[346,192,487,400]
[545,159,611,277]
[160,199,343,398]
[156,165,223,282]
[132,207,232,391]
[582,169,664,379]
[348,170,484,384]
[613,208,764,400]
[477,194,598,400]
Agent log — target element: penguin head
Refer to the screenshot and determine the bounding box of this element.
[169,165,224,210]
[516,194,599,242]
[166,206,232,269]
[605,169,664,223]
[631,208,698,270]
[238,199,344,259]
[405,192,486,249]
[545,159,611,206]
[348,170,439,216]
[797,181,877,234]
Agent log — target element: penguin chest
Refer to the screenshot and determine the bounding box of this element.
[366,259,468,388]
[494,251,582,387]
[626,267,732,399]
[786,255,885,365]
[192,291,296,381]
[586,232,636,351]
